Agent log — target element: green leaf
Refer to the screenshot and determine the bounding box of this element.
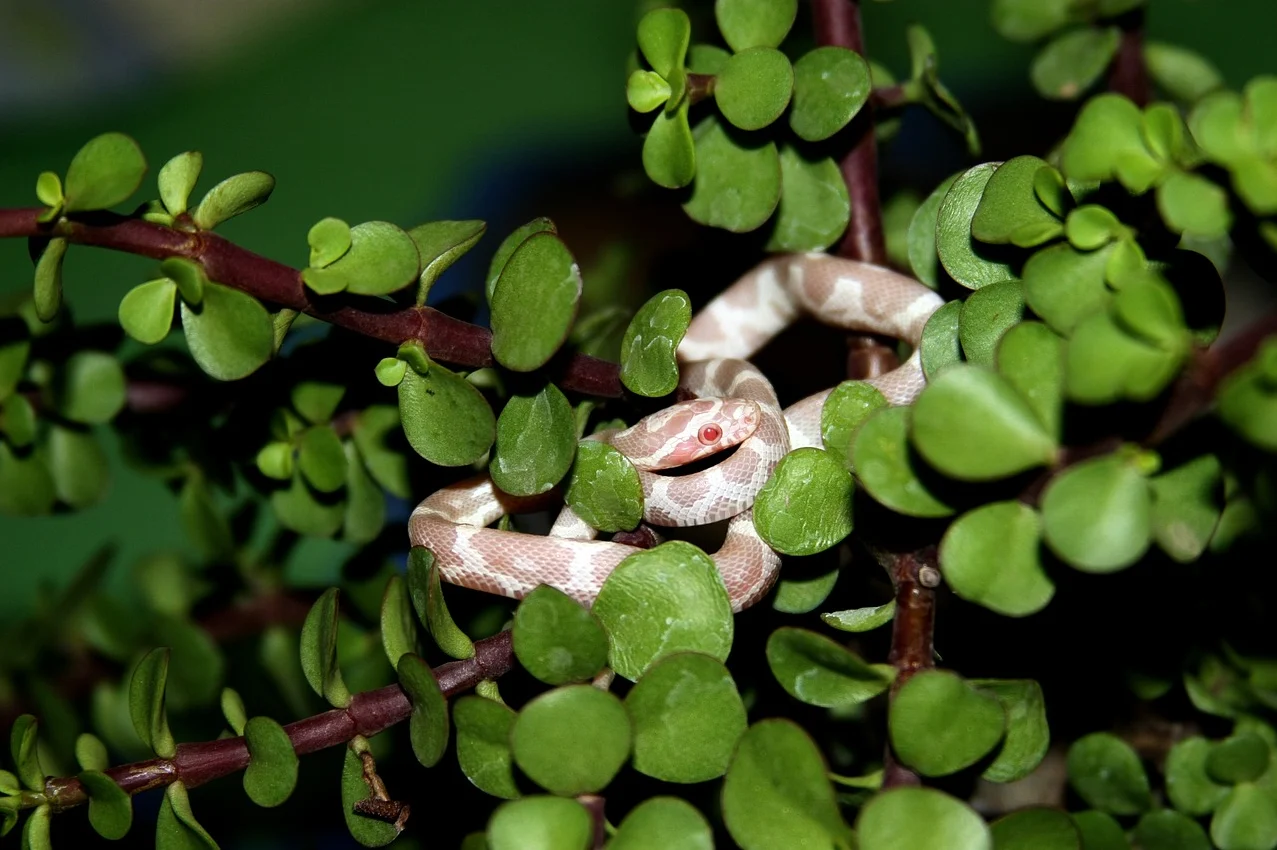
[1151,454,1222,563]
[20,805,50,850]
[628,69,673,113]
[911,365,1058,481]
[754,447,855,554]
[721,719,853,850]
[160,257,207,306]
[973,679,1050,783]
[242,716,298,808]
[299,588,351,708]
[342,443,385,545]
[297,426,346,493]
[486,218,556,301]
[511,685,631,796]
[379,575,418,668]
[627,653,747,783]
[35,171,63,214]
[408,219,486,300]
[997,321,1064,441]
[180,282,273,381]
[620,289,691,397]
[352,406,410,499]
[858,788,991,850]
[822,599,896,633]
[219,689,247,737]
[1031,27,1121,101]
[891,670,1006,776]
[1022,243,1113,335]
[397,358,495,466]
[63,132,147,212]
[47,425,109,508]
[638,7,690,79]
[179,476,233,560]
[771,567,840,614]
[851,406,954,517]
[1166,737,1231,816]
[940,502,1053,616]
[683,115,781,232]
[406,547,475,660]
[338,746,398,848]
[1063,94,1159,188]
[154,614,224,711]
[991,809,1079,850]
[1071,811,1129,850]
[765,146,850,252]
[1041,453,1153,572]
[0,395,36,447]
[119,278,177,344]
[0,321,30,402]
[920,300,964,379]
[157,151,202,217]
[488,797,591,850]
[564,440,644,533]
[594,541,733,681]
[307,217,352,269]
[1067,733,1152,815]
[820,380,888,467]
[1067,289,1184,402]
[53,351,125,425]
[490,232,581,371]
[1207,734,1271,785]
[1211,783,1277,850]
[1135,810,1211,850]
[937,164,1020,290]
[397,653,449,768]
[32,237,68,322]
[491,383,576,497]
[0,443,56,517]
[715,0,797,51]
[715,48,793,131]
[972,157,1064,245]
[960,281,1025,366]
[191,171,275,230]
[766,627,893,708]
[909,173,961,289]
[513,586,608,686]
[1158,171,1232,236]
[291,381,344,426]
[789,46,871,142]
[642,100,696,189]
[80,769,132,840]
[454,695,520,799]
[271,472,342,538]
[301,221,420,297]
[1065,205,1124,251]
[609,797,714,850]
[991,0,1072,42]
[75,732,109,772]
[1143,42,1221,103]
[129,648,176,758]
[10,715,42,791]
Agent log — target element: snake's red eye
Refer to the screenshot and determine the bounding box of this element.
[698,424,723,445]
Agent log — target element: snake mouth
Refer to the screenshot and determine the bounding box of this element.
[652,443,741,477]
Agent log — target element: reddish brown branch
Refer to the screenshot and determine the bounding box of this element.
[0,209,621,398]
[40,630,514,812]
[1107,11,1150,106]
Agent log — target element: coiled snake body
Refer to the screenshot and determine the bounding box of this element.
[409,253,944,612]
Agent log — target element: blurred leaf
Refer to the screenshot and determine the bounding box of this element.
[1158,171,1232,236]
[9,715,42,791]
[940,501,1053,616]
[297,426,346,494]
[991,0,1072,42]
[1135,810,1211,850]
[1067,733,1152,815]
[1211,783,1277,850]
[1150,454,1222,563]
[1031,27,1120,101]
[0,443,56,516]
[1145,42,1223,102]
[1206,733,1270,784]
[908,173,960,289]
[47,425,109,508]
[857,788,990,850]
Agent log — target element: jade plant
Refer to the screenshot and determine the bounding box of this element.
[2,0,1276,848]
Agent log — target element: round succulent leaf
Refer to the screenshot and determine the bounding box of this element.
[1246,75,1277,153]
[609,796,714,850]
[920,299,963,380]
[157,151,202,217]
[76,732,110,772]
[1065,205,1124,251]
[79,769,132,840]
[242,715,298,808]
[564,440,644,532]
[454,695,520,799]
[937,164,1020,290]
[0,394,36,447]
[626,653,747,783]
[771,567,840,614]
[959,280,1025,366]
[715,0,797,51]
[339,747,398,848]
[269,472,344,537]
[1134,810,1211,850]
[485,217,556,301]
[689,44,731,75]
[1167,737,1231,816]
[683,115,781,233]
[990,808,1080,850]
[593,541,734,681]
[764,146,850,252]
[0,443,56,516]
[35,171,63,211]
[1142,102,1189,162]
[54,351,126,425]
[910,364,1058,481]
[1063,94,1156,183]
[128,647,176,758]
[962,679,1048,785]
[909,173,960,289]
[996,321,1064,441]
[397,361,495,466]
[1207,734,1271,785]
[628,70,673,113]
[890,670,1006,776]
[1031,27,1121,101]
[321,221,421,297]
[307,217,352,269]
[1144,41,1223,103]
[637,7,690,79]
[1157,170,1232,236]
[180,281,273,381]
[991,0,1072,42]
[374,357,407,388]
[820,380,888,467]
[19,804,50,848]
[1068,306,1184,401]
[971,156,1064,246]
[1233,155,1277,216]
[766,627,893,709]
[490,232,581,371]
[32,236,67,322]
[715,48,793,131]
[822,599,895,633]
[1022,242,1113,335]
[789,46,871,142]
[940,502,1053,617]
[119,278,177,344]
[1211,782,1277,850]
[1041,453,1153,573]
[47,425,109,509]
[191,170,275,230]
[642,100,697,189]
[488,797,592,850]
[857,787,991,850]
[299,588,351,708]
[513,585,609,685]
[511,685,631,796]
[62,132,147,213]
[755,447,855,554]
[296,426,346,493]
[620,289,691,397]
[1150,454,1222,563]
[851,406,954,517]
[721,719,852,850]
[491,383,576,497]
[1067,732,1152,815]
[397,653,449,768]
[1070,811,1128,850]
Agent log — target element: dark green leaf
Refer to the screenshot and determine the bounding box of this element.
[491,383,576,497]
[909,173,960,289]
[991,0,1072,42]
[891,670,1006,776]
[487,797,591,850]
[406,548,475,660]
[755,447,855,554]
[683,115,781,232]
[0,443,56,517]
[1031,27,1121,101]
[564,440,644,532]
[242,716,298,808]
[397,653,449,768]
[513,586,608,685]
[80,769,132,839]
[960,280,1025,366]
[609,797,714,850]
[858,788,991,850]
[715,0,797,51]
[490,232,581,371]
[1067,732,1152,815]
[54,351,125,425]
[1207,734,1270,785]
[765,146,850,252]
[715,48,793,131]
[1071,811,1129,850]
[940,502,1053,616]
[379,575,418,668]
[990,809,1079,850]
[771,567,840,614]
[511,685,631,796]
[766,627,893,708]
[63,132,147,213]
[0,395,36,447]
[1166,737,1231,816]
[789,46,871,142]
[179,476,233,560]
[408,219,486,299]
[297,426,346,493]
[397,358,495,466]
[820,380,888,467]
[269,472,344,537]
[620,289,691,397]
[299,588,351,708]
[937,164,1020,290]
[20,804,50,850]
[32,237,68,323]
[9,715,42,791]
[129,648,176,758]
[191,171,275,230]
[920,300,964,380]
[1135,809,1210,850]
[454,695,520,799]
[973,679,1050,783]
[352,406,410,499]
[1041,453,1152,572]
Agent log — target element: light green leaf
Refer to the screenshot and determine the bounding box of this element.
[191,171,275,230]
[940,502,1053,616]
[715,47,793,131]
[1031,27,1121,101]
[488,797,591,850]
[32,237,68,323]
[765,146,850,253]
[858,788,991,850]
[890,670,1006,776]
[158,151,202,217]
[789,46,871,142]
[490,232,581,371]
[822,599,896,633]
[1041,453,1153,573]
[754,447,855,554]
[609,797,714,850]
[511,685,631,796]
[119,278,177,344]
[180,282,273,381]
[63,132,148,213]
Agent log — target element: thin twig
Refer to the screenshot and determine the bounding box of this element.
[1107,8,1151,106]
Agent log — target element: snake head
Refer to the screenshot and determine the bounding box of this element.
[612,397,761,471]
